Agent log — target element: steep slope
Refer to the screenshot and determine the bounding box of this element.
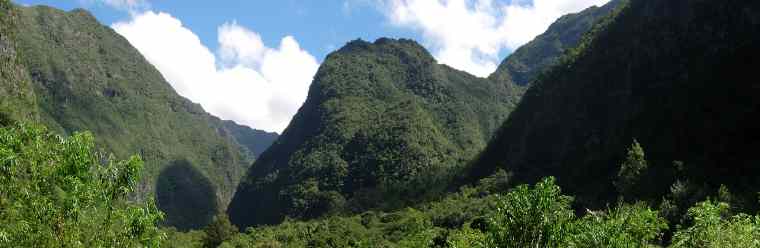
[0,1,36,122]
[0,4,265,230]
[489,0,623,86]
[228,38,521,227]
[470,0,760,208]
[221,120,278,159]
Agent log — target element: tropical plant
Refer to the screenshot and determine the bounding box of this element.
[0,122,164,247]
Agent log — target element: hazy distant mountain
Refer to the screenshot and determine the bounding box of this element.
[221,120,278,159]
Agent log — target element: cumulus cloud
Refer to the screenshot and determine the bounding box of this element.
[380,0,610,77]
[112,11,319,133]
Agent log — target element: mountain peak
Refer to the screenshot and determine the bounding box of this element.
[332,37,435,64]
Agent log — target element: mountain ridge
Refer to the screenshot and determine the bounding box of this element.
[1,3,275,230]
[228,37,522,228]
[469,0,760,209]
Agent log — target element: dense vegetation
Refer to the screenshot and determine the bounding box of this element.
[228,0,624,229]
[228,38,524,228]
[0,121,164,247]
[0,0,36,121]
[4,0,760,246]
[0,2,275,229]
[172,159,760,247]
[2,123,757,247]
[489,0,623,86]
[469,0,760,213]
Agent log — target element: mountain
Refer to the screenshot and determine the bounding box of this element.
[221,120,278,159]
[228,38,522,228]
[227,1,624,229]
[0,4,272,230]
[0,1,36,122]
[489,0,624,86]
[469,0,760,209]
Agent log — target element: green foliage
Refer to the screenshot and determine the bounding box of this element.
[565,203,667,247]
[485,177,574,247]
[203,214,239,248]
[3,4,268,228]
[0,122,164,247]
[670,200,760,248]
[229,38,522,228]
[615,139,648,197]
[162,228,206,248]
[220,177,680,248]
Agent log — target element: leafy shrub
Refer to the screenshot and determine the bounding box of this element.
[565,203,667,247]
[670,200,760,248]
[485,177,575,248]
[0,122,164,247]
[203,214,238,248]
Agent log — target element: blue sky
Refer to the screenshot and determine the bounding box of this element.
[13,0,609,133]
[14,0,420,62]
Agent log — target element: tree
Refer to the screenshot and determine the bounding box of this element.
[203,213,238,248]
[565,203,667,247]
[485,177,575,248]
[670,200,760,248]
[0,122,164,247]
[615,139,648,198]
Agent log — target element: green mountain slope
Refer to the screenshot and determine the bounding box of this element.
[489,0,623,86]
[221,120,278,159]
[0,1,36,122]
[228,38,522,228]
[469,0,760,209]
[0,4,272,230]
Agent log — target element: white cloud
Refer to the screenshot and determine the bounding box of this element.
[112,11,319,133]
[380,0,610,77]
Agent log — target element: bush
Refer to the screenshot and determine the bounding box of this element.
[203,213,238,248]
[0,123,164,247]
[565,203,667,247]
[485,177,575,248]
[670,200,760,248]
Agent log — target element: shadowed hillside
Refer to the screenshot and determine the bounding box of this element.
[470,0,760,210]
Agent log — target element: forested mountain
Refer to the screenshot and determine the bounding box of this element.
[0,4,272,230]
[0,1,36,122]
[469,0,760,210]
[228,38,522,228]
[490,0,624,86]
[6,0,760,246]
[221,120,279,159]
[227,1,624,229]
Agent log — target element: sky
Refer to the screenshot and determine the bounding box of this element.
[14,0,610,133]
